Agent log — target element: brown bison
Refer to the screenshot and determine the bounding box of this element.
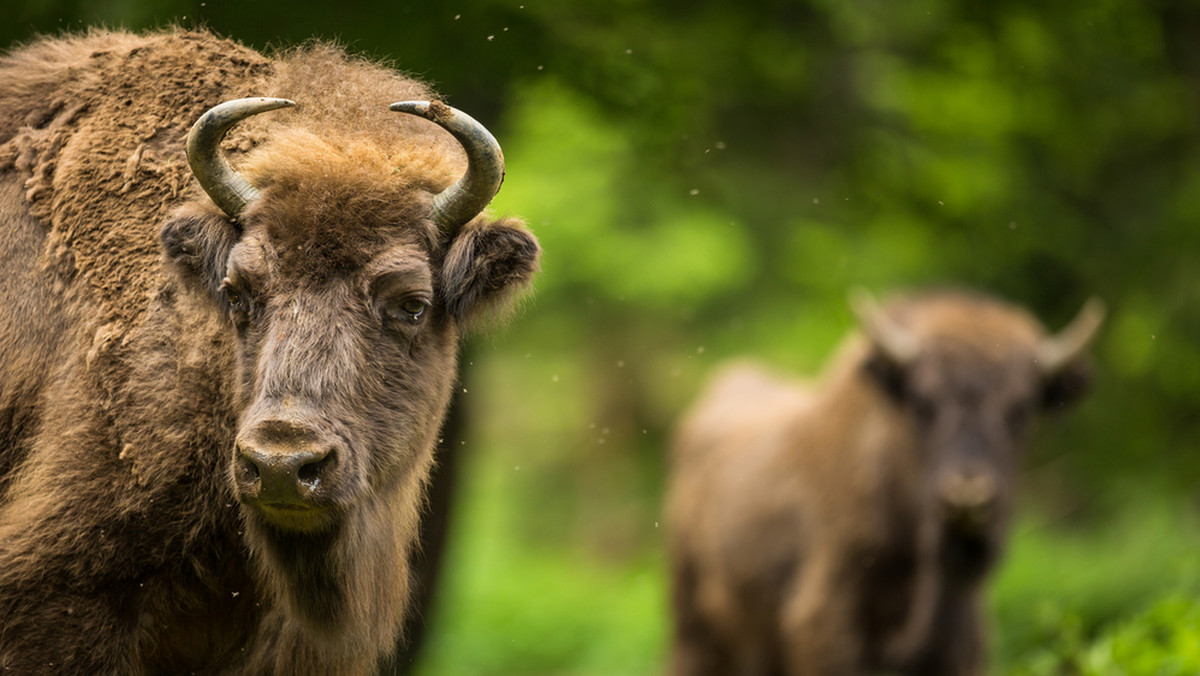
[0,29,539,674]
[665,290,1103,676]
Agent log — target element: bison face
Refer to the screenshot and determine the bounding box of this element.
[162,200,538,533]
[158,98,538,541]
[870,348,1039,533]
[856,292,1102,570]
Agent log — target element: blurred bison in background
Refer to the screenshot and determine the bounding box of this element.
[0,29,538,674]
[666,290,1103,676]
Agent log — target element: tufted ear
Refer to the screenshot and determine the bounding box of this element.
[160,202,240,305]
[862,349,910,406]
[439,217,540,328]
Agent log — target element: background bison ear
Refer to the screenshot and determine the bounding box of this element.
[160,203,239,303]
[439,217,541,328]
[863,350,908,405]
[1040,358,1094,412]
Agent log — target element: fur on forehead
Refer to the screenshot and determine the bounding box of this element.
[221,40,476,261]
[234,128,446,280]
[230,40,468,201]
[887,291,1046,356]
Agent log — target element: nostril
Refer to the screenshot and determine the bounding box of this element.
[241,457,260,480]
[236,445,263,482]
[297,449,335,488]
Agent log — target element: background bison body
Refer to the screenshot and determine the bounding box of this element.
[0,29,538,673]
[665,290,1102,676]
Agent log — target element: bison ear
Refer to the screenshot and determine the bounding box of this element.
[160,203,239,303]
[1040,358,1093,412]
[439,217,541,327]
[863,350,909,405]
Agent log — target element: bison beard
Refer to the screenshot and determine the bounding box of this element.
[0,29,539,674]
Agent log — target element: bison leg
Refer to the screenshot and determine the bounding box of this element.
[900,591,985,676]
[779,557,864,676]
[670,614,737,676]
[668,555,737,676]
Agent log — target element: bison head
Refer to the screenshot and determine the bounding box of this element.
[159,99,539,548]
[852,290,1103,573]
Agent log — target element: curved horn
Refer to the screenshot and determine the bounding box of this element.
[1037,298,1106,375]
[390,100,505,229]
[849,288,920,366]
[187,97,296,220]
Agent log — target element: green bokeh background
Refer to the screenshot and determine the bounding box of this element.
[5,1,1200,672]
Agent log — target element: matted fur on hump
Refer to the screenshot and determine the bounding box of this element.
[0,29,270,326]
[0,28,460,327]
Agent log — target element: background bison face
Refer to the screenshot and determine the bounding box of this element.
[858,292,1100,572]
[161,193,539,534]
[869,345,1041,535]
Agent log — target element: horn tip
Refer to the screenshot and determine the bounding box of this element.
[390,100,432,117]
[253,97,296,111]
[846,286,878,317]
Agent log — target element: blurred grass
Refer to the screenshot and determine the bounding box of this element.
[1077,597,1200,675]
[994,495,1200,674]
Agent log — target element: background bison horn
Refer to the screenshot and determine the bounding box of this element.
[187,97,296,220]
[849,287,920,366]
[1037,298,1106,375]
[390,100,505,229]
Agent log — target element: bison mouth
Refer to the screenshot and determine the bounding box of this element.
[251,501,339,532]
[942,502,995,534]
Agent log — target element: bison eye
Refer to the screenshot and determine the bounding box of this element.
[384,296,429,326]
[221,282,241,307]
[402,299,427,319]
[219,277,252,325]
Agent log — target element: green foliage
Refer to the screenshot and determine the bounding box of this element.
[1009,596,1200,676]
[1082,598,1200,676]
[993,497,1200,673]
[494,78,756,312]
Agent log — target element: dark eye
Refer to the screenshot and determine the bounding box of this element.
[401,298,427,318]
[221,282,240,307]
[385,296,429,325]
[219,277,253,329]
[220,277,245,308]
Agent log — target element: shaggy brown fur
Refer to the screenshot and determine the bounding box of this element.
[0,29,539,674]
[665,291,1096,676]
